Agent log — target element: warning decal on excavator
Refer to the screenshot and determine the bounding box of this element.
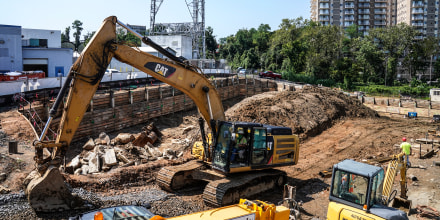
[144,62,176,78]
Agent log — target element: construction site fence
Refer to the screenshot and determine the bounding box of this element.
[18,77,292,142]
[360,96,440,118]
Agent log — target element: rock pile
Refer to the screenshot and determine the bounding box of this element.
[66,123,189,175]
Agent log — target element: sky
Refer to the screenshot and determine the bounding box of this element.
[1,0,310,40]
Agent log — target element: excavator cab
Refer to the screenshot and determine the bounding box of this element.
[327,159,409,220]
[211,121,297,174]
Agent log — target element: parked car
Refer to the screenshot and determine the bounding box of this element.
[239,69,247,74]
[259,71,282,79]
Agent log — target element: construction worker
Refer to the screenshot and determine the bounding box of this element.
[400,137,411,167]
[236,128,248,159]
[339,174,349,196]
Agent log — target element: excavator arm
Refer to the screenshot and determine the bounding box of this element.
[26,16,225,212]
[382,152,411,214]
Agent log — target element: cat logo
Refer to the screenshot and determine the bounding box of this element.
[155,64,168,76]
[144,62,176,78]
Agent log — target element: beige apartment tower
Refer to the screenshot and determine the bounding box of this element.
[311,0,440,38]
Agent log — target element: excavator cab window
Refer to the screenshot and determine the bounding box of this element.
[331,170,369,206]
[230,127,250,168]
[251,127,267,165]
[212,123,233,171]
[369,169,385,206]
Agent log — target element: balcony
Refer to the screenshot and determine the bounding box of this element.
[412,22,424,26]
[374,15,386,19]
[345,4,355,8]
[359,15,370,19]
[319,3,330,9]
[358,21,370,25]
[345,16,355,21]
[412,15,424,20]
[412,3,424,8]
[359,0,369,2]
[374,9,387,14]
[374,3,387,8]
[412,9,424,14]
[359,9,370,14]
[345,10,355,15]
[375,22,387,25]
[359,3,370,8]
[319,16,330,21]
[375,0,387,2]
[319,10,330,15]
[358,26,370,31]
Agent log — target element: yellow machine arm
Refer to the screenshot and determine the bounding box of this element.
[382,152,408,204]
[152,199,291,220]
[26,16,225,212]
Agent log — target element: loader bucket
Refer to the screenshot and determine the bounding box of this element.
[26,166,83,212]
[391,196,412,215]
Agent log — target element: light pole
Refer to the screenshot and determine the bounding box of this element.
[430,54,433,85]
[385,56,388,86]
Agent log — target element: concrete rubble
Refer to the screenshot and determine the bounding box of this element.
[66,123,183,175]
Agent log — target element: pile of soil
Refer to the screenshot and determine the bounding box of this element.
[226,86,378,139]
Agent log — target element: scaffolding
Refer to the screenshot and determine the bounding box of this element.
[149,0,205,59]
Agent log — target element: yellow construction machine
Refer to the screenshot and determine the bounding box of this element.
[25,16,299,212]
[327,152,411,220]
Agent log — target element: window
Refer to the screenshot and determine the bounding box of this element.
[331,170,369,206]
[0,48,8,57]
[370,170,385,206]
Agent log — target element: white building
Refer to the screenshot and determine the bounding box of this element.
[0,25,73,77]
[430,88,440,102]
[146,35,192,59]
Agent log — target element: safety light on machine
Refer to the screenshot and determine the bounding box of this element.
[94,211,104,220]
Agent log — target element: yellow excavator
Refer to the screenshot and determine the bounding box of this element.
[327,152,411,220]
[25,16,299,212]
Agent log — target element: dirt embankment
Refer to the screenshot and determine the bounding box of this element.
[226,86,378,139]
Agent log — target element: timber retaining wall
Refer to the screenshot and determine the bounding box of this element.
[20,77,296,141]
[361,96,440,118]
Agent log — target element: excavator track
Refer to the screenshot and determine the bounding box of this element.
[157,160,206,191]
[203,169,286,207]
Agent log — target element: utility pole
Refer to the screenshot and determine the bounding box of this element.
[430,54,433,85]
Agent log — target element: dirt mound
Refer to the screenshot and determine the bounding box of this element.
[225,86,378,139]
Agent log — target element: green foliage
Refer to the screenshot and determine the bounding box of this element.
[217,17,440,89]
[355,84,432,98]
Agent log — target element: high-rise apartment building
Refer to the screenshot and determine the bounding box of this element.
[311,0,440,38]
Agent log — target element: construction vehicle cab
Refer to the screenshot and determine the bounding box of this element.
[212,121,298,173]
[327,159,409,220]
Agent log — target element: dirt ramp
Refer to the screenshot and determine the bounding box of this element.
[225,86,378,139]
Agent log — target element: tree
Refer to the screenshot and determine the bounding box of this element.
[204,26,218,59]
[61,27,70,43]
[368,24,416,86]
[83,31,96,46]
[72,20,84,52]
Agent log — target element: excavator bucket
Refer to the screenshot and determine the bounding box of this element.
[26,166,83,212]
[391,196,412,215]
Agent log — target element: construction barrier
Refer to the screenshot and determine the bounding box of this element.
[19,76,280,141]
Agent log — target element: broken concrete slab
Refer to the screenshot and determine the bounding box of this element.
[104,149,117,166]
[95,132,110,146]
[115,133,135,144]
[66,155,81,174]
[81,164,90,175]
[83,138,95,150]
[88,153,100,174]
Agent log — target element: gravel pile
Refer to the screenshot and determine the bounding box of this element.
[0,187,192,219]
